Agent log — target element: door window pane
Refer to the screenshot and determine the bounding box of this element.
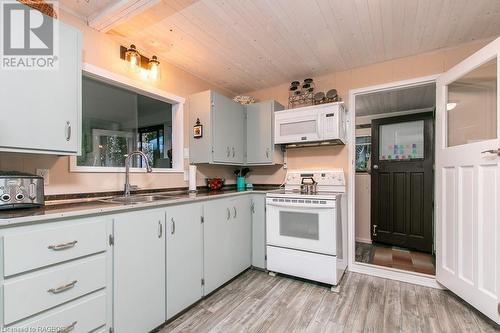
[379,121,424,160]
[447,58,497,147]
[279,211,319,240]
[356,136,371,172]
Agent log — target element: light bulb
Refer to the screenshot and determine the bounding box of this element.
[148,55,160,80]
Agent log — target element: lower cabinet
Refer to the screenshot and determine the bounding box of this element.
[251,194,267,269]
[113,209,166,333]
[203,196,252,295]
[166,203,203,320]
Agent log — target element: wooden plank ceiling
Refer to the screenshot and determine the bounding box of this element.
[61,0,500,94]
[355,84,436,116]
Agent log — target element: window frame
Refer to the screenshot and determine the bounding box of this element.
[69,63,185,173]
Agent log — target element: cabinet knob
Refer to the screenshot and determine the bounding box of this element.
[65,121,71,141]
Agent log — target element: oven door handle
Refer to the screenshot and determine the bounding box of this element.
[266,202,334,209]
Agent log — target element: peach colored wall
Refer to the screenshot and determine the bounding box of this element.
[243,38,493,186]
[0,10,239,195]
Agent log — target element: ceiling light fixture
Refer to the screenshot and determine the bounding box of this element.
[447,102,457,111]
[120,45,160,80]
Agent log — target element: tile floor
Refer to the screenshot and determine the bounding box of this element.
[355,242,436,275]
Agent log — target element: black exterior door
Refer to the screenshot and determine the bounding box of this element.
[371,112,434,253]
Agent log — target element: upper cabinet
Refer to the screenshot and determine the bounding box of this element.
[189,90,284,166]
[246,100,284,165]
[0,18,81,155]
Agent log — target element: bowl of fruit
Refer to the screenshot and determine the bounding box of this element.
[206,177,225,191]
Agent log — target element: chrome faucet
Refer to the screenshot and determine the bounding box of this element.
[124,151,153,197]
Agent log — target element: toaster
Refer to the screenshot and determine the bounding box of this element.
[0,171,44,210]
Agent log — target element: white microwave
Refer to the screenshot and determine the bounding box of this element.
[274,102,346,146]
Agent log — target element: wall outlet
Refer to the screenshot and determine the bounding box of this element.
[36,169,50,185]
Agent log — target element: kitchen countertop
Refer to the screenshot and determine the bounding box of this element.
[0,188,277,228]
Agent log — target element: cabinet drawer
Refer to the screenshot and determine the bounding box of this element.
[3,220,107,276]
[12,291,106,333]
[4,255,106,325]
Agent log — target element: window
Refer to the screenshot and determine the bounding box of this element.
[355,136,371,172]
[76,76,173,170]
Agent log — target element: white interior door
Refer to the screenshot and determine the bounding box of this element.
[436,37,500,325]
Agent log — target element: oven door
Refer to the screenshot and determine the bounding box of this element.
[274,110,322,144]
[266,198,336,255]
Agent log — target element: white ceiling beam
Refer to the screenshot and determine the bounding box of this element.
[88,0,160,32]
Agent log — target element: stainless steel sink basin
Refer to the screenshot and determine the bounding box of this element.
[101,194,178,204]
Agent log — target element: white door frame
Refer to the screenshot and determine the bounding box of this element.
[347,74,444,289]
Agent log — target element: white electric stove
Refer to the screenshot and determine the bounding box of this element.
[266,169,347,287]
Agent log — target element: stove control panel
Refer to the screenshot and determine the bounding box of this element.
[285,169,345,187]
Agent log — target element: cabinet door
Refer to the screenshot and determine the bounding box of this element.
[166,203,203,320]
[113,210,165,333]
[228,196,252,276]
[212,92,245,164]
[251,194,266,269]
[203,199,231,295]
[247,102,273,164]
[0,20,81,154]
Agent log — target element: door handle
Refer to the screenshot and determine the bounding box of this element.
[373,164,379,170]
[232,147,236,158]
[158,220,163,238]
[481,148,500,156]
[226,208,231,220]
[65,121,71,141]
[171,218,175,235]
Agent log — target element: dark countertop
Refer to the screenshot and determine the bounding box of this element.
[0,186,279,227]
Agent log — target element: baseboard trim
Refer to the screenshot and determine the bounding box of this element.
[355,237,372,244]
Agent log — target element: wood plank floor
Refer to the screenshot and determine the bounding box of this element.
[160,269,500,333]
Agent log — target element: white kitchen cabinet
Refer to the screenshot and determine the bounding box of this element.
[189,90,245,165]
[251,194,266,269]
[113,209,166,333]
[228,196,252,276]
[246,101,284,165]
[203,197,252,295]
[166,203,203,320]
[0,17,81,155]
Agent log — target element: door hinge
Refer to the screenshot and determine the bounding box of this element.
[109,234,114,246]
[201,216,204,224]
[372,225,378,237]
[201,278,205,286]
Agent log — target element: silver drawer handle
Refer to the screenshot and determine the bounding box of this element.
[171,218,175,235]
[158,220,163,238]
[233,206,237,218]
[226,208,231,220]
[48,240,78,251]
[58,321,77,333]
[48,280,78,294]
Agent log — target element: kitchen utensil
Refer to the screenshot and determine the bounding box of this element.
[240,168,250,177]
[300,177,317,194]
[206,177,225,191]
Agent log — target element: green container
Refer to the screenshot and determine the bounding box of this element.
[236,176,245,191]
